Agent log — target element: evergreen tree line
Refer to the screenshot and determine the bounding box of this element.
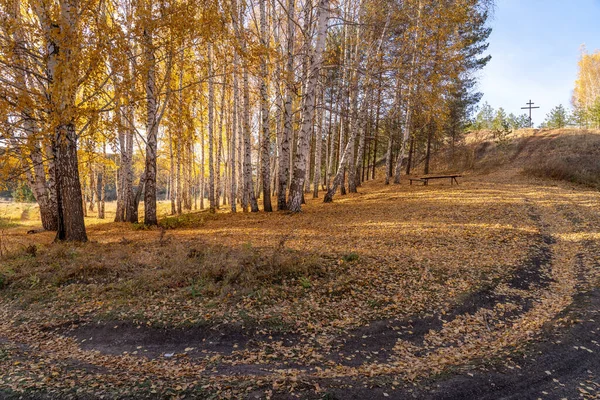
[473,102,574,131]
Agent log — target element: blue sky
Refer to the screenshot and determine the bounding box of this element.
[477,0,600,121]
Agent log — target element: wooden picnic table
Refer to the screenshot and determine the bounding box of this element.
[409,174,462,186]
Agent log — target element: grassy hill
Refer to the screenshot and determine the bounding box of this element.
[441,128,600,189]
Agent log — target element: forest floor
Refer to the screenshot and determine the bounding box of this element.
[0,167,599,399]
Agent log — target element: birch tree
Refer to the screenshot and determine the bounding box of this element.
[288,0,329,212]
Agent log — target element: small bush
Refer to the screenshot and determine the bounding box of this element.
[342,252,359,262]
[298,276,312,289]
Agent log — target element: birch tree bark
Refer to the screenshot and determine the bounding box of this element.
[123,103,136,223]
[142,25,159,226]
[393,0,422,184]
[242,62,259,212]
[41,0,87,241]
[97,143,106,219]
[8,0,58,231]
[231,0,258,212]
[260,0,273,211]
[168,130,176,214]
[287,0,329,212]
[230,53,239,212]
[313,89,324,198]
[277,0,294,210]
[216,66,226,209]
[208,43,216,213]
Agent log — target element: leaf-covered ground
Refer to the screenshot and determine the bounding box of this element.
[0,169,599,399]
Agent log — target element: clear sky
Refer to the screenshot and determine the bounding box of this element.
[478,0,600,122]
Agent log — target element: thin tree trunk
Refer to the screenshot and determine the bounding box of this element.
[372,77,382,180]
[260,0,273,211]
[230,55,239,213]
[384,123,393,185]
[242,63,259,212]
[30,142,57,230]
[216,65,226,209]
[277,0,294,210]
[393,0,422,184]
[424,122,433,175]
[323,117,360,203]
[208,44,216,213]
[97,156,105,219]
[143,27,159,226]
[88,161,96,212]
[8,0,58,231]
[313,89,324,198]
[169,130,176,214]
[200,110,206,210]
[175,136,183,214]
[406,136,414,175]
[124,104,136,223]
[288,0,329,212]
[183,138,191,210]
[231,0,258,212]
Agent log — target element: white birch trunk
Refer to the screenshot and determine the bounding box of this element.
[287,0,329,212]
[208,43,216,213]
[393,0,422,184]
[260,0,273,211]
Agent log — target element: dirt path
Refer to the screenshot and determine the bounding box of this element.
[0,173,599,399]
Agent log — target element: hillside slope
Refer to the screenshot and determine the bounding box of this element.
[451,129,600,189]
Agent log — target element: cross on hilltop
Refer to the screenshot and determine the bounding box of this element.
[521,100,540,128]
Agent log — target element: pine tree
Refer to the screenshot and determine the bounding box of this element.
[542,105,569,129]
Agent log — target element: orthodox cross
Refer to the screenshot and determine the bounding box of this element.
[521,100,540,128]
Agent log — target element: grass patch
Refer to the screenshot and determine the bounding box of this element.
[0,239,328,306]
[342,252,360,262]
[0,218,20,229]
[524,154,600,188]
[160,211,215,229]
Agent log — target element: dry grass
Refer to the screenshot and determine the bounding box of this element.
[451,129,600,189]
[522,132,600,188]
[0,178,540,331]
[1,237,326,299]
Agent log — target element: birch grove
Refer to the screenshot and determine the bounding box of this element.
[0,0,492,241]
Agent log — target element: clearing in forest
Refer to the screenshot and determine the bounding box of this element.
[0,169,599,399]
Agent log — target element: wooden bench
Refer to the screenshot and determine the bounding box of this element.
[410,174,462,186]
[408,178,426,185]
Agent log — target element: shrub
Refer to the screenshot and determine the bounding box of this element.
[342,252,359,262]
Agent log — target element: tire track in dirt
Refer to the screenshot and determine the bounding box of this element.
[56,190,561,376]
[267,188,600,399]
[56,196,555,374]
[327,197,555,367]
